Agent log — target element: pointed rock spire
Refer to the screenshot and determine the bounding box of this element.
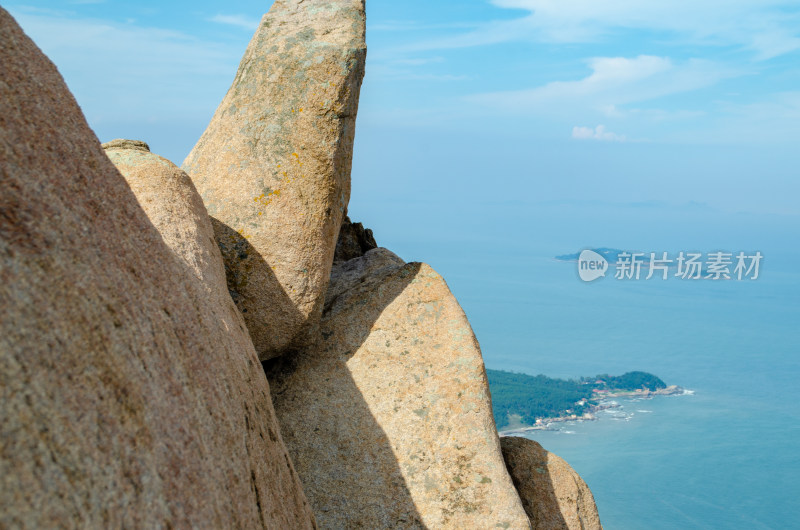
[182,0,367,360]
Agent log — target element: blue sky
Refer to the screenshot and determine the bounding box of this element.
[6,0,800,412]
[7,1,799,264]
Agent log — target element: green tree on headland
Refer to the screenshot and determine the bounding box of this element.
[488,369,668,429]
[587,371,666,391]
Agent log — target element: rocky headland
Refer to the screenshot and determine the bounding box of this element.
[500,385,687,437]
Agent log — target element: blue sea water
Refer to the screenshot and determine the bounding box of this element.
[358,200,800,529]
[500,259,800,530]
[473,252,800,529]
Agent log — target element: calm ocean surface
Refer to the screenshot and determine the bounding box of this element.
[476,256,800,529]
[371,201,800,529]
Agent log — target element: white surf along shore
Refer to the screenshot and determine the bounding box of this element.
[499,385,691,436]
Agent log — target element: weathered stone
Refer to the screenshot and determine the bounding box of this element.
[500,437,602,530]
[334,215,377,263]
[324,247,403,303]
[267,249,531,529]
[103,138,150,152]
[0,10,315,528]
[182,0,367,360]
[103,140,227,297]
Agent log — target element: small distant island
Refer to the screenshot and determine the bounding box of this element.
[555,247,626,263]
[487,369,684,432]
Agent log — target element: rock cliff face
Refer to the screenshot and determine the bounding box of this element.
[501,437,602,530]
[267,249,532,528]
[182,0,367,360]
[0,10,314,528]
[1,2,602,529]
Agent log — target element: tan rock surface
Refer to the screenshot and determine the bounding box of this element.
[267,249,531,529]
[501,437,602,530]
[182,0,367,360]
[103,140,228,296]
[0,10,314,528]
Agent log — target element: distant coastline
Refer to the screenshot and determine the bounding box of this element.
[487,369,688,434]
[498,385,687,436]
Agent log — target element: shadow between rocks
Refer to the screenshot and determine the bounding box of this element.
[500,436,573,529]
[263,262,427,529]
[211,218,305,359]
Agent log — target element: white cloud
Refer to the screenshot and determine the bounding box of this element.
[208,14,260,31]
[371,20,481,32]
[12,10,241,81]
[572,125,626,142]
[368,63,468,82]
[468,55,739,112]
[7,10,245,161]
[411,0,800,59]
[700,91,800,143]
[605,106,707,122]
[392,57,445,66]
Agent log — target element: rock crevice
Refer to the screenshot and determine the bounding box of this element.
[501,437,603,530]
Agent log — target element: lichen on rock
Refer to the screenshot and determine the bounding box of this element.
[182,0,368,360]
